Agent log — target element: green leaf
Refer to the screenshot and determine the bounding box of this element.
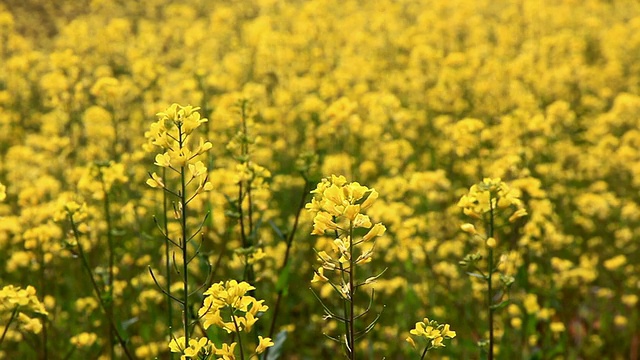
[269,220,286,241]
[490,299,511,311]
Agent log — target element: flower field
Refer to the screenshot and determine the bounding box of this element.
[1,0,640,359]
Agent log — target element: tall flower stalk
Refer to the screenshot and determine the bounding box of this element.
[457,178,528,360]
[264,152,317,360]
[64,202,134,359]
[306,175,387,359]
[406,318,457,359]
[145,104,214,345]
[226,99,271,290]
[73,162,129,358]
[167,280,274,359]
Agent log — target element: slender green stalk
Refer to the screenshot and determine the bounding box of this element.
[149,104,213,357]
[38,231,49,359]
[237,100,256,291]
[101,178,115,359]
[67,211,135,360]
[487,200,495,360]
[332,225,352,357]
[162,167,174,360]
[0,306,19,346]
[231,308,245,360]
[177,124,190,342]
[263,179,309,359]
[420,346,429,360]
[348,222,355,360]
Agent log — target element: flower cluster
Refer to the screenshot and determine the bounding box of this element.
[458,178,527,220]
[193,280,274,357]
[0,285,48,337]
[406,318,456,353]
[169,336,213,360]
[145,104,213,194]
[458,178,527,247]
[307,175,386,289]
[306,175,386,357]
[457,178,528,358]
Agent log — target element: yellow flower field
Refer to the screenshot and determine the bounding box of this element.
[1,0,639,359]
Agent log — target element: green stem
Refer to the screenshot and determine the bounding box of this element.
[420,345,429,360]
[178,124,190,342]
[67,212,135,360]
[101,179,115,359]
[162,167,174,360]
[263,179,309,359]
[238,100,256,294]
[348,222,355,360]
[334,226,351,357]
[488,202,495,360]
[38,230,49,359]
[231,308,245,360]
[0,306,19,347]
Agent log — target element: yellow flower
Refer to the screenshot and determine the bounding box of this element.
[622,294,638,307]
[323,184,345,206]
[409,322,427,336]
[355,248,373,264]
[311,267,329,283]
[458,179,524,218]
[523,293,540,314]
[362,223,386,242]
[146,172,165,188]
[360,189,379,210]
[0,182,6,201]
[70,332,98,348]
[407,318,455,351]
[343,204,361,221]
[311,211,338,235]
[169,337,186,353]
[154,153,171,167]
[441,324,456,338]
[239,312,259,331]
[603,254,626,270]
[19,313,43,334]
[550,321,565,333]
[486,237,497,248]
[188,161,208,178]
[460,223,477,234]
[353,213,372,228]
[508,208,528,222]
[214,342,237,360]
[431,336,445,347]
[345,182,369,202]
[614,315,628,327]
[183,337,211,358]
[255,336,274,354]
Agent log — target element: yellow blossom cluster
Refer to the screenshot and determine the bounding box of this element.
[307,175,386,289]
[406,318,456,352]
[458,178,526,220]
[189,280,273,358]
[145,103,213,193]
[0,285,48,340]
